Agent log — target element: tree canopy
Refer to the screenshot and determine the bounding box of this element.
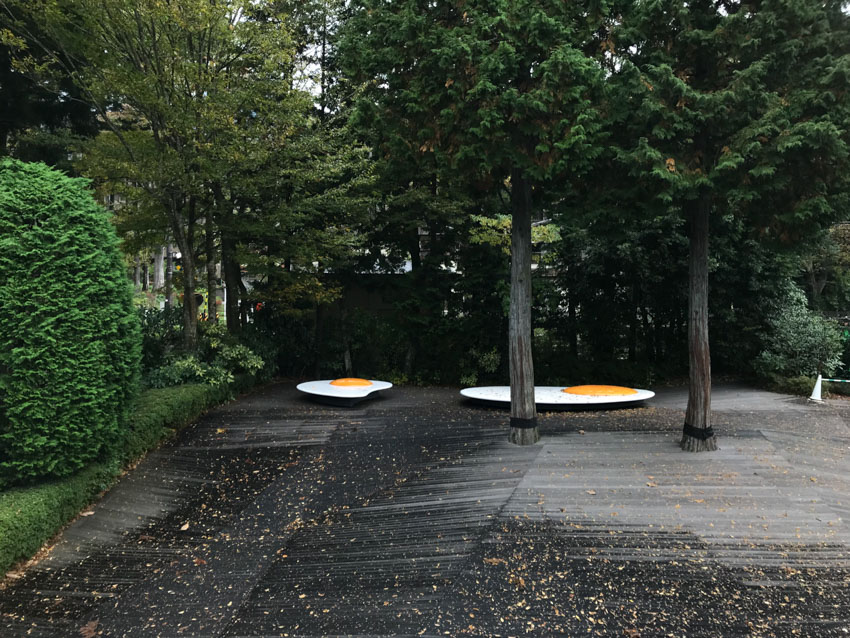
[1,0,849,454]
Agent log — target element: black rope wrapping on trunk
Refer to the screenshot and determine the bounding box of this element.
[510,417,538,430]
[682,423,714,440]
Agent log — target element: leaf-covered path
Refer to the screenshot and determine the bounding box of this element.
[2,383,849,637]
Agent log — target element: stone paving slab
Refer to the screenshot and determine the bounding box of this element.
[1,383,849,637]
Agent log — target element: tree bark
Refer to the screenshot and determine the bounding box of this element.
[682,193,717,452]
[222,233,241,334]
[153,245,165,291]
[238,276,249,328]
[180,244,198,350]
[341,305,353,376]
[314,301,325,378]
[133,255,141,290]
[167,196,197,350]
[205,212,217,322]
[181,197,198,349]
[567,285,578,357]
[165,242,174,311]
[508,169,538,445]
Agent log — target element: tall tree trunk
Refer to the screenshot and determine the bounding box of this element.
[314,301,325,378]
[641,306,653,363]
[222,233,241,334]
[508,169,538,445]
[181,246,198,349]
[168,196,198,350]
[567,286,578,357]
[142,260,149,292]
[205,212,217,322]
[629,283,639,362]
[341,304,353,376]
[682,193,717,452]
[238,277,249,328]
[165,242,174,311]
[404,229,423,378]
[133,255,141,290]
[153,245,165,291]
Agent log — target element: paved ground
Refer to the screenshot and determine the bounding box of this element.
[1,383,849,637]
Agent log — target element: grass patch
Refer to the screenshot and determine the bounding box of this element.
[0,378,258,576]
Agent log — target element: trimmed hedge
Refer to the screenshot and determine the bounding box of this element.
[0,462,116,574]
[0,159,141,485]
[0,380,241,575]
[123,384,220,462]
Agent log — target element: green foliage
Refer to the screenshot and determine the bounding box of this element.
[459,347,501,387]
[612,0,850,240]
[143,318,265,389]
[122,384,221,461]
[145,356,233,389]
[0,1,98,167]
[826,379,850,397]
[470,215,562,255]
[755,285,843,378]
[763,375,819,398]
[9,0,315,348]
[137,306,183,373]
[342,0,607,182]
[0,158,141,486]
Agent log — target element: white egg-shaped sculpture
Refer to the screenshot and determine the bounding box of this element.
[460,384,654,409]
[297,378,393,406]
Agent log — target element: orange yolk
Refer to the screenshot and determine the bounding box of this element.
[329,378,373,387]
[562,385,638,396]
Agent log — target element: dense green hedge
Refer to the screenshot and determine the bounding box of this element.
[0,462,116,574]
[122,383,224,461]
[0,381,239,575]
[0,159,141,485]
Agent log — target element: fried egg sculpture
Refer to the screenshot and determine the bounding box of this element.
[460,384,654,409]
[297,377,393,407]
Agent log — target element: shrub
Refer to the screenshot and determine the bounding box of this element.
[145,355,234,389]
[0,462,116,573]
[137,305,182,374]
[755,284,843,379]
[143,320,265,389]
[122,384,218,461]
[0,159,141,485]
[763,374,818,397]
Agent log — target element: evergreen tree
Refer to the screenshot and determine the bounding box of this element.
[0,159,140,484]
[342,0,608,444]
[613,0,850,451]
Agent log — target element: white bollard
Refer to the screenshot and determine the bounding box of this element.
[809,374,824,402]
